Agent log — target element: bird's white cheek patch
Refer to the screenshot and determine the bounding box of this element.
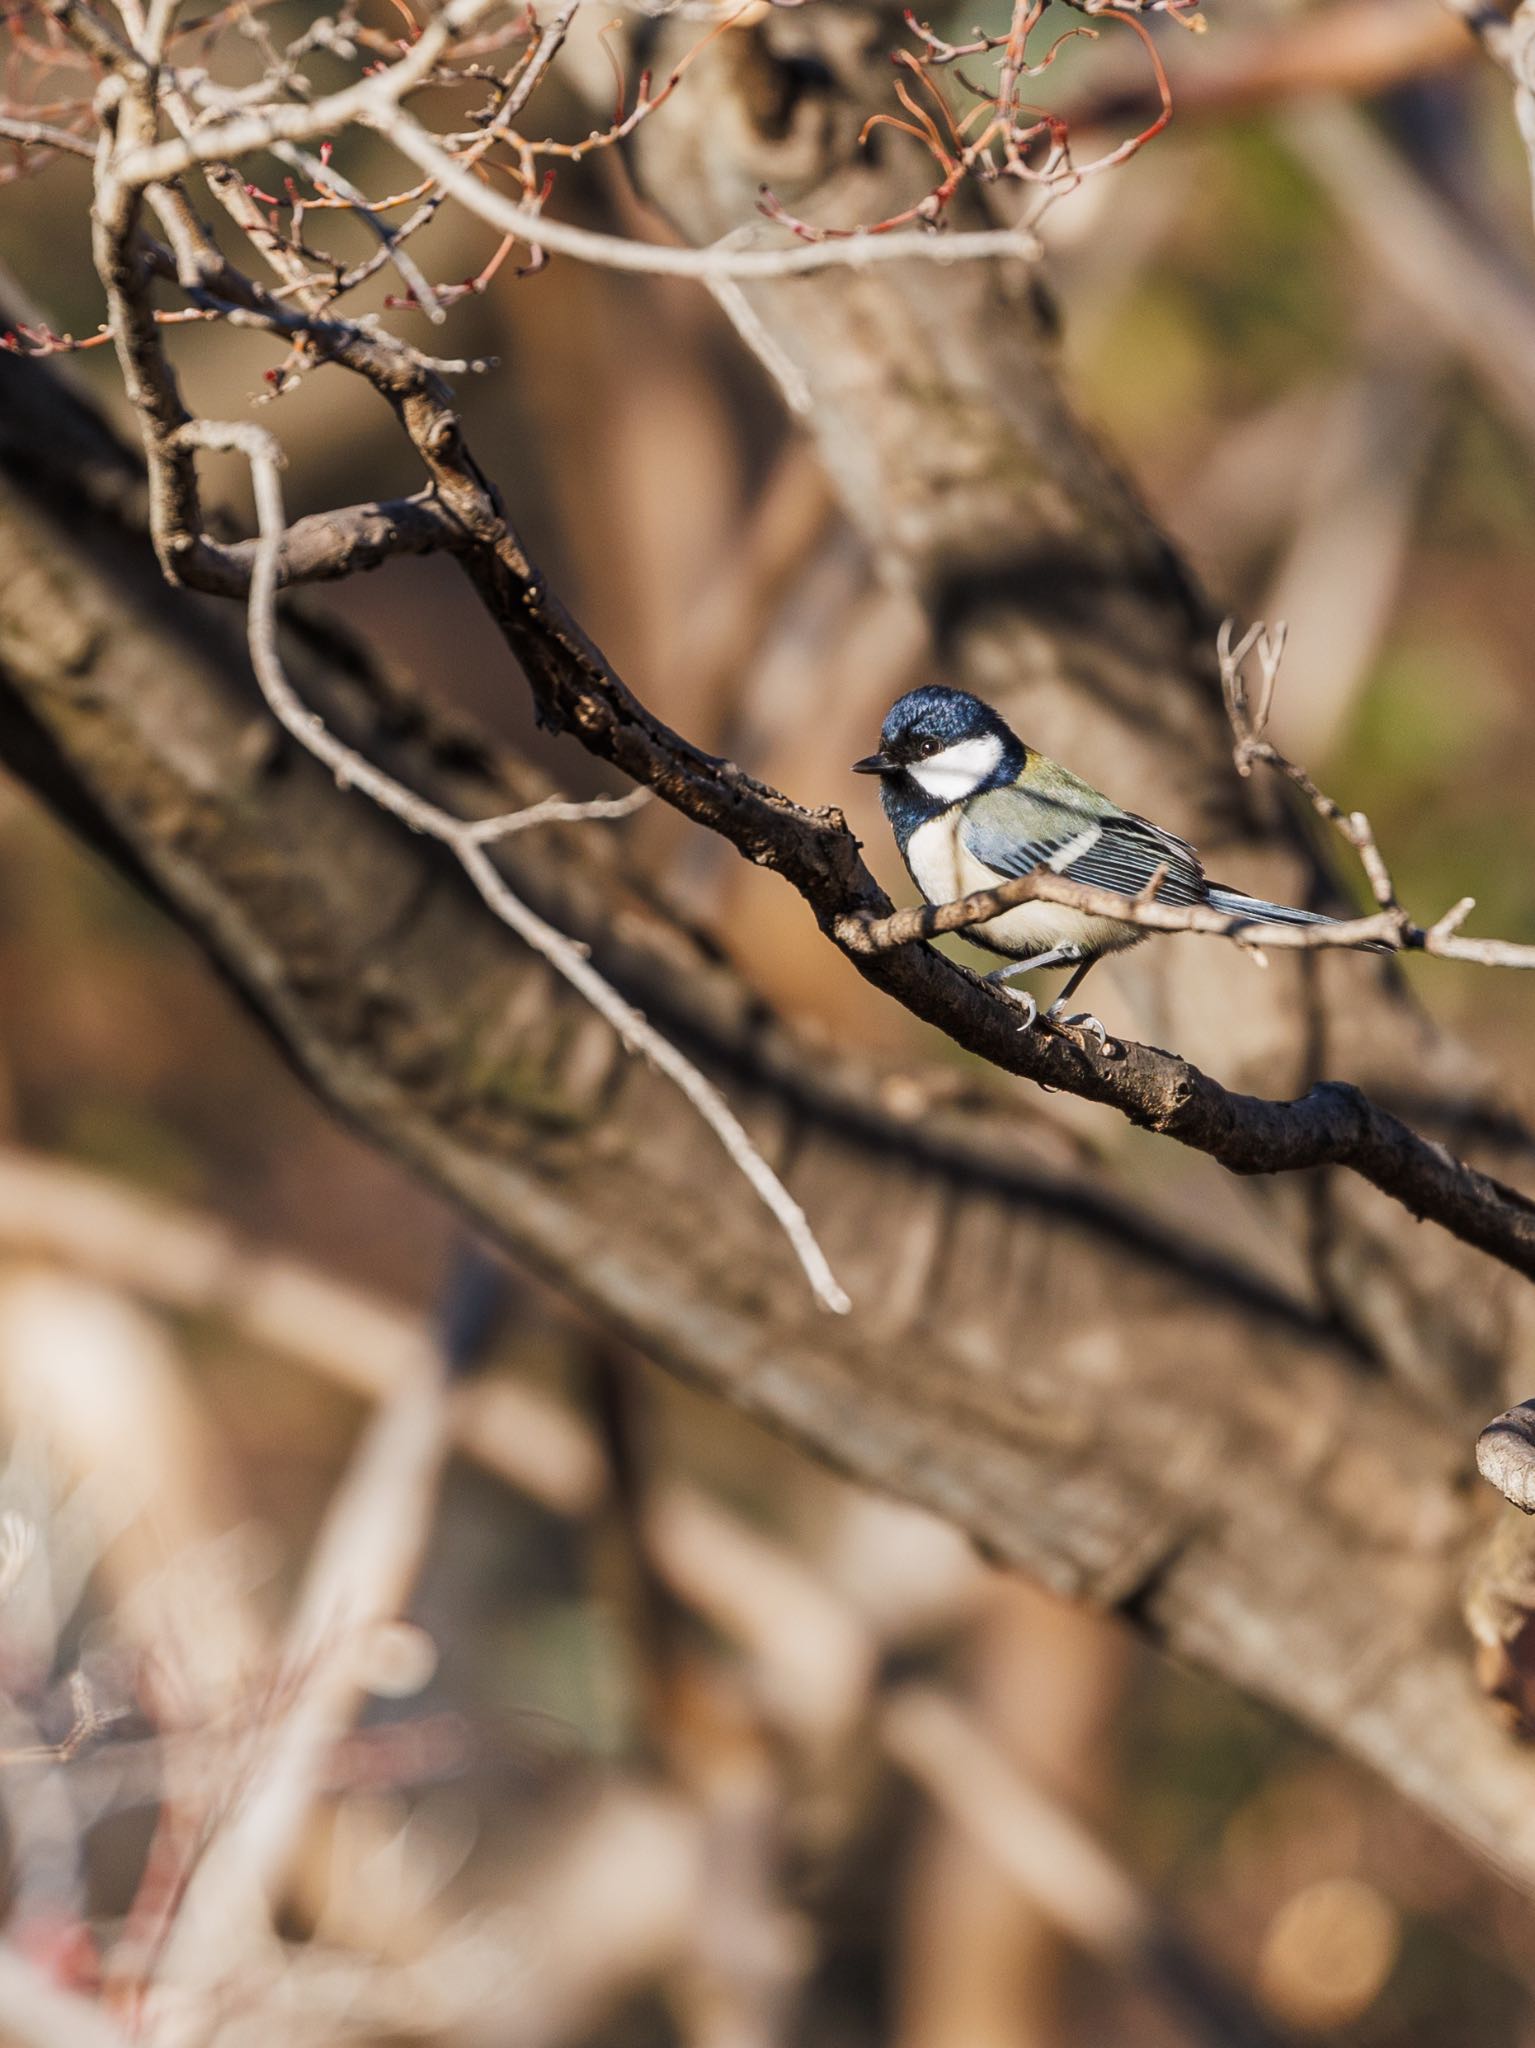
[908,733,1004,801]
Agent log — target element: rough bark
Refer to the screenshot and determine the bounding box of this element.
[4,337,1535,1892]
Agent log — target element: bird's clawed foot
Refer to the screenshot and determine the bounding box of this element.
[1002,987,1039,1031]
[1046,1004,1111,1053]
[996,988,1111,1051]
[989,964,1113,1051]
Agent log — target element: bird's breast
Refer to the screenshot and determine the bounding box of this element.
[903,810,976,911]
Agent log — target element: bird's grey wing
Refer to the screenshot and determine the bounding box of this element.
[960,785,1207,904]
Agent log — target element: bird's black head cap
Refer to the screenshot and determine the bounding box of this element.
[852,686,1028,848]
[852,685,1025,778]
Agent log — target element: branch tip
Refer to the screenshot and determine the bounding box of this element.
[1479,1400,1535,1514]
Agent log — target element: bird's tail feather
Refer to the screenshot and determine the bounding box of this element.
[1205,885,1389,951]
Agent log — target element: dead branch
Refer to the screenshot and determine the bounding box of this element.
[369,114,1041,280]
[179,416,848,1313]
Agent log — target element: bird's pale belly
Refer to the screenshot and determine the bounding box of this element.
[903,812,1138,963]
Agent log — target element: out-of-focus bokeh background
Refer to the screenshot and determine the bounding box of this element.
[5,2,1535,2042]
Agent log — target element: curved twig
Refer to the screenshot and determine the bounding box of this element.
[177,419,852,1316]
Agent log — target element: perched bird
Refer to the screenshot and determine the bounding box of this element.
[853,684,1372,1035]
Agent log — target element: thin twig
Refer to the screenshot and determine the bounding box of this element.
[463,785,651,842]
[1219,621,1402,905]
[0,114,95,158]
[106,0,497,193]
[844,621,1535,971]
[269,140,442,323]
[840,874,1406,957]
[842,866,1535,970]
[175,419,852,1316]
[490,0,582,128]
[377,108,1040,281]
[708,274,814,417]
[94,5,1039,283]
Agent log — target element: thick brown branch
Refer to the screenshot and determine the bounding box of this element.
[193,491,459,592]
[429,517,1535,1292]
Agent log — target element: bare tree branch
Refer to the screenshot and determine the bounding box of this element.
[1478,1400,1535,1513]
[177,417,849,1312]
[376,107,1040,280]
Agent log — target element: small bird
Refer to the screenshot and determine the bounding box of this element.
[853,685,1374,1037]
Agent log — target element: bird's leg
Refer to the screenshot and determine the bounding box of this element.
[1045,957,1109,1052]
[986,947,1076,986]
[1046,957,1095,1011]
[985,948,1080,1035]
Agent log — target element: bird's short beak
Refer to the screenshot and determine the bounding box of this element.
[851,751,895,776]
